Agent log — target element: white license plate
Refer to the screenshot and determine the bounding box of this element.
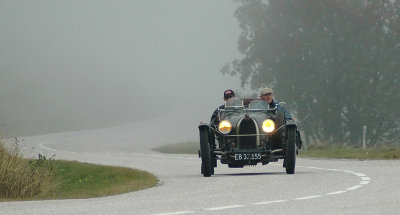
[234,153,261,161]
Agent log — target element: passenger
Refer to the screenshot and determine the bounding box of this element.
[260,87,302,149]
[259,87,292,121]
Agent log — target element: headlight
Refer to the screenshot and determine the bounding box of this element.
[262,119,275,133]
[219,120,232,134]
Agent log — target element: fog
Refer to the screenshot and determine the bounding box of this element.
[0,1,243,136]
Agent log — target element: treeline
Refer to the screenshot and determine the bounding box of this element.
[224,0,400,146]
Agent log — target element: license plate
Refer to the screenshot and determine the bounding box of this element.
[234,153,261,161]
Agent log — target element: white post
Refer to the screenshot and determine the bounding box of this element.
[362,125,367,149]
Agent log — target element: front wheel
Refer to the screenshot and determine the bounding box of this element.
[200,128,212,177]
[285,126,297,174]
[270,110,285,149]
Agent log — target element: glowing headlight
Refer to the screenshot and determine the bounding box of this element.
[219,120,232,134]
[262,119,275,133]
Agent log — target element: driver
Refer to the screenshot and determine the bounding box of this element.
[210,89,235,128]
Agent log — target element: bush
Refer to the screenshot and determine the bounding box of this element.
[0,139,54,199]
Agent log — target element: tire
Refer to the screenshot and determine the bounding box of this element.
[270,110,285,150]
[285,126,296,174]
[296,130,302,150]
[200,128,212,177]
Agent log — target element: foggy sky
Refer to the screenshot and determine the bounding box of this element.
[0,1,243,135]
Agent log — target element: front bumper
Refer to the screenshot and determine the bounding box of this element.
[218,148,284,166]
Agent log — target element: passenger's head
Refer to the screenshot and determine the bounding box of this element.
[223,89,235,101]
[260,88,273,103]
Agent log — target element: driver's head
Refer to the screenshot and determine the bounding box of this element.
[260,88,273,103]
[223,89,235,101]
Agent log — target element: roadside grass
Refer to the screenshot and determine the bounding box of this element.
[36,160,158,200]
[0,143,53,200]
[153,141,400,160]
[0,142,158,201]
[299,144,400,160]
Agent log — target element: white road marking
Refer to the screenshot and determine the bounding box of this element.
[37,143,372,215]
[295,195,322,200]
[346,185,362,190]
[326,191,347,195]
[360,180,370,185]
[305,166,324,170]
[154,157,371,214]
[153,211,195,215]
[253,200,288,205]
[39,142,78,154]
[205,205,245,211]
[117,154,373,214]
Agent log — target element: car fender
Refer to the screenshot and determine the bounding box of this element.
[198,123,210,130]
[285,120,297,129]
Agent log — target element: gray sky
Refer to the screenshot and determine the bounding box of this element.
[0,0,243,135]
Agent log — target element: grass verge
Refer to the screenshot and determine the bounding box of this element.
[1,142,158,201]
[153,141,400,160]
[36,160,158,200]
[299,144,400,160]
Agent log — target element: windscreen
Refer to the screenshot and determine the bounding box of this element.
[224,97,243,108]
[248,100,269,110]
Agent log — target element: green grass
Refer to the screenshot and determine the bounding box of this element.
[1,141,158,201]
[153,142,400,160]
[299,144,400,160]
[35,160,158,200]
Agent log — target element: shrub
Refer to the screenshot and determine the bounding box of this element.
[0,139,54,199]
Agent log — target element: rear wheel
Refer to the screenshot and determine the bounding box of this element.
[285,126,297,174]
[200,128,212,177]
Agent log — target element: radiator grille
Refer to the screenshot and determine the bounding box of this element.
[237,118,258,149]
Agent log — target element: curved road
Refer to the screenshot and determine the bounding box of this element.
[1,116,399,215]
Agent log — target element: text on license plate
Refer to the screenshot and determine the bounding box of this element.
[234,153,261,161]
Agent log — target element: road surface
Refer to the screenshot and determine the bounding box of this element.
[1,114,399,215]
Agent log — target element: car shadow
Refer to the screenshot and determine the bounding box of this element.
[211,170,315,177]
[213,172,286,177]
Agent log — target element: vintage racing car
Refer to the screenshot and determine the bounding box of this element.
[198,98,300,177]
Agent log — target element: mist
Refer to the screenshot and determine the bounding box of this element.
[0,1,242,136]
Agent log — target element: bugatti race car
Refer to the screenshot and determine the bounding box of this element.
[198,98,301,177]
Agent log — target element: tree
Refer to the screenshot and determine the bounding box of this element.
[224,0,400,146]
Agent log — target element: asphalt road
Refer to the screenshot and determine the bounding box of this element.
[1,116,399,215]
